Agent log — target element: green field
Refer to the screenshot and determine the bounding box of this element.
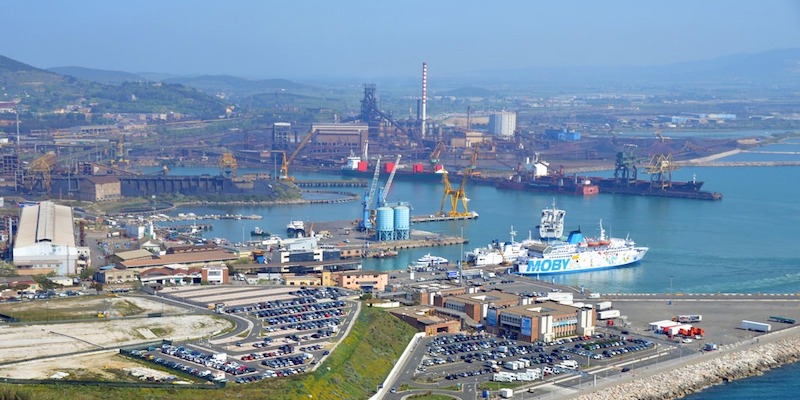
[18,305,416,400]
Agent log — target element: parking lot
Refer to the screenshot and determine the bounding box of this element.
[411,331,656,385]
[125,286,355,384]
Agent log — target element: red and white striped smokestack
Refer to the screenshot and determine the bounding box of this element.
[421,62,427,139]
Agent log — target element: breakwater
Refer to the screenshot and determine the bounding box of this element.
[573,328,800,400]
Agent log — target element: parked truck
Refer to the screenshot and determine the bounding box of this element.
[499,388,514,399]
[597,309,621,320]
[674,315,702,323]
[596,301,613,311]
[741,320,771,332]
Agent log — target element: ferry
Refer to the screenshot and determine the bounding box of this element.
[515,205,648,275]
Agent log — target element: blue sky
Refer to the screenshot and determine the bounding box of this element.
[5,0,800,79]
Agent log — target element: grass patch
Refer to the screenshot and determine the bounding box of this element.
[0,297,107,322]
[477,381,524,390]
[23,304,417,400]
[150,327,172,337]
[113,300,145,316]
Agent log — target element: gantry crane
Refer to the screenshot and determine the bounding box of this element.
[219,152,238,178]
[279,129,319,182]
[439,147,478,218]
[24,152,56,193]
[429,141,446,166]
[647,153,679,190]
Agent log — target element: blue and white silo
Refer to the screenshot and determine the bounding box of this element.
[393,205,410,240]
[375,206,395,241]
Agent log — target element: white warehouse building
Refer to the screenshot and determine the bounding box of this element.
[13,201,90,276]
[488,111,517,139]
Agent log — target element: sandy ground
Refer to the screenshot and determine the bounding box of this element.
[0,296,232,380]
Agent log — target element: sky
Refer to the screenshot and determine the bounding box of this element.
[5,0,800,80]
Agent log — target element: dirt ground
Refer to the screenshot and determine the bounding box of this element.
[0,296,232,380]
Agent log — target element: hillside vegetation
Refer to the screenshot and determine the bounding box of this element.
[1,55,227,118]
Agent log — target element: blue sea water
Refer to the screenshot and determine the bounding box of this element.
[154,163,800,295]
[684,361,800,400]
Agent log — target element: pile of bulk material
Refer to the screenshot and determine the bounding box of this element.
[573,336,800,400]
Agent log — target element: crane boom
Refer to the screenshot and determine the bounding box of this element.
[379,155,402,205]
[279,129,319,181]
[366,155,382,209]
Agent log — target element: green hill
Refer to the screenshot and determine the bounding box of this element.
[47,66,145,85]
[164,75,309,98]
[0,55,227,118]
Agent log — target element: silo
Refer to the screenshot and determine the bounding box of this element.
[393,205,410,240]
[375,206,395,241]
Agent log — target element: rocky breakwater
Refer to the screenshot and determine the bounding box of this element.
[574,331,800,400]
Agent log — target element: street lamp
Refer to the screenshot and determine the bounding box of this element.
[669,275,673,305]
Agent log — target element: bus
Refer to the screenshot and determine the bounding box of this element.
[768,316,795,324]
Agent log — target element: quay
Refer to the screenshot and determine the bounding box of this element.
[295,180,367,188]
[411,212,479,223]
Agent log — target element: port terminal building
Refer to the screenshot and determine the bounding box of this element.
[486,301,596,343]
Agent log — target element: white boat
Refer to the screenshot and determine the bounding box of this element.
[417,253,448,266]
[515,206,648,275]
[465,226,530,266]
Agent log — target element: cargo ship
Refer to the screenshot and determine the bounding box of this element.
[498,152,721,200]
[591,175,721,200]
[340,153,446,182]
[514,205,648,275]
[496,156,599,196]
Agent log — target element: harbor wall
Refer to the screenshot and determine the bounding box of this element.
[572,327,800,400]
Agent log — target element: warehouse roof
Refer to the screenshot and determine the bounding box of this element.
[16,201,75,248]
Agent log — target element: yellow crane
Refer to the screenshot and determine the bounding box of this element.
[279,129,319,182]
[439,147,478,218]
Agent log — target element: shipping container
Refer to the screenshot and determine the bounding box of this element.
[674,315,702,323]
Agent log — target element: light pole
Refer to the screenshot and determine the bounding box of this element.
[669,275,673,305]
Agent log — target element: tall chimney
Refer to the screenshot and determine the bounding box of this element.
[421,62,427,139]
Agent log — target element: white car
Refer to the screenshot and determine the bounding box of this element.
[681,338,693,343]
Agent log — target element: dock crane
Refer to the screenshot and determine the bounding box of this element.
[279,129,318,182]
[378,155,401,206]
[439,147,478,218]
[358,156,382,231]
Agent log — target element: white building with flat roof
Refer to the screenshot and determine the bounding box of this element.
[13,201,90,275]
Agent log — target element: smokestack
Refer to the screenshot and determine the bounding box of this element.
[421,62,427,139]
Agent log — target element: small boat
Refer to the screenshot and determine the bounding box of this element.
[417,253,448,265]
[250,227,271,237]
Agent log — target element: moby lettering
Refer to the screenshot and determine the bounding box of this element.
[525,258,571,273]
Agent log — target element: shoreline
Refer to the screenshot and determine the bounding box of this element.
[568,326,800,400]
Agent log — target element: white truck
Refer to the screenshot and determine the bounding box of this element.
[741,320,771,332]
[596,301,613,311]
[499,388,514,398]
[597,309,621,320]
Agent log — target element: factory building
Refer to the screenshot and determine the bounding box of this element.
[78,176,121,202]
[13,201,90,276]
[272,122,294,149]
[308,123,368,157]
[488,111,517,139]
[486,301,596,343]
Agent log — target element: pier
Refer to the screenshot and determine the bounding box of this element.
[295,180,367,188]
[411,213,479,223]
